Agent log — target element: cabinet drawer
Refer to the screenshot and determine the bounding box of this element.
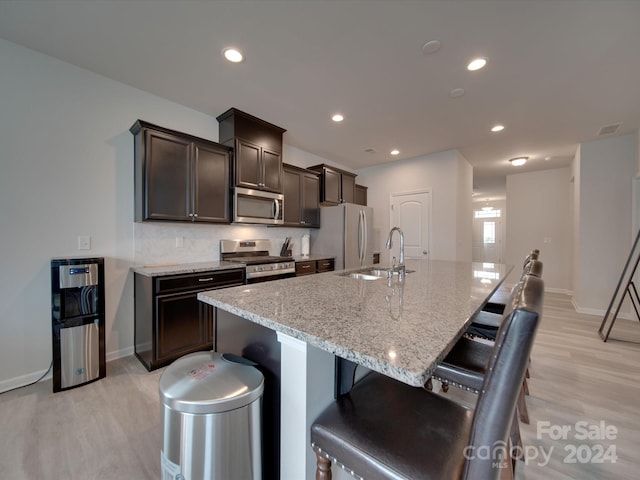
[316,259,335,272]
[295,261,316,276]
[155,269,245,294]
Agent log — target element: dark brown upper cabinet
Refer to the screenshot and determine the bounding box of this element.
[355,184,368,206]
[131,120,232,223]
[282,164,320,228]
[308,164,357,205]
[217,108,286,193]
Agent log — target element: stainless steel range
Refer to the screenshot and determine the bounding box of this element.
[220,239,295,283]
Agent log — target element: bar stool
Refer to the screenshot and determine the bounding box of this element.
[311,275,544,480]
[467,259,543,341]
[483,249,540,315]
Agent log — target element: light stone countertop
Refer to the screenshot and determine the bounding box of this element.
[198,259,512,387]
[131,261,243,277]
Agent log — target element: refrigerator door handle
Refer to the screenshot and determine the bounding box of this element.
[362,209,368,265]
[358,210,365,266]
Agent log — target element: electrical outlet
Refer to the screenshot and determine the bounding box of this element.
[77,235,91,250]
[176,236,184,248]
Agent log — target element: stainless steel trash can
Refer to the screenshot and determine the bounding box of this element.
[159,351,264,480]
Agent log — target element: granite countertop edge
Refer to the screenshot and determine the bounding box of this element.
[131,261,243,277]
[198,293,431,387]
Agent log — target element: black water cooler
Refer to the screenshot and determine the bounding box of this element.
[51,257,106,392]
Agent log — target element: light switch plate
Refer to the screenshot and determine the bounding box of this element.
[77,235,91,250]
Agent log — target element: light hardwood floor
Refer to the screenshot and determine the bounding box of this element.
[1,292,638,479]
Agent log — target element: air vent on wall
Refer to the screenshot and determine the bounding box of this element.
[597,123,622,136]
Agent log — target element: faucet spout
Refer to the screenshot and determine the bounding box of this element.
[386,227,405,278]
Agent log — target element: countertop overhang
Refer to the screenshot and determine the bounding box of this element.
[198,259,512,387]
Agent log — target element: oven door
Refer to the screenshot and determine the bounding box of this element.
[234,187,284,225]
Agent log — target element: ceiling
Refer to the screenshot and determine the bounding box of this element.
[2,0,640,200]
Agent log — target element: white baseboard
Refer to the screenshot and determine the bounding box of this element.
[0,346,135,394]
[0,367,52,394]
[571,299,635,320]
[106,346,135,362]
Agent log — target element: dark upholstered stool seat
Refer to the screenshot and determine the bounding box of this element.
[432,337,492,392]
[312,372,474,480]
[465,310,501,340]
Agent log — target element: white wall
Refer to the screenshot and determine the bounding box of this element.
[356,149,472,260]
[506,168,572,291]
[0,40,330,391]
[455,151,473,261]
[573,132,638,313]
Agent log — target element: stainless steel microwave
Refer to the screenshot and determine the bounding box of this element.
[234,187,284,225]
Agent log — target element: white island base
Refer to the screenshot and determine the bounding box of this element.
[277,332,337,480]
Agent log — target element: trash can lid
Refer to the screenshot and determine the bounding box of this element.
[159,351,264,414]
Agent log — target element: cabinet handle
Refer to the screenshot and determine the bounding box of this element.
[198,277,214,282]
[321,262,330,267]
[301,265,311,269]
[193,213,198,218]
[300,220,306,224]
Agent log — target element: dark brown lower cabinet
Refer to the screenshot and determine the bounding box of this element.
[295,258,335,276]
[134,268,244,370]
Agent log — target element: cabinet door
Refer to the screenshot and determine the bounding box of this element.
[283,167,302,225]
[156,292,209,364]
[355,184,368,206]
[302,172,320,227]
[145,129,191,220]
[236,139,261,189]
[262,148,283,193]
[323,167,341,204]
[341,173,356,204]
[193,142,231,223]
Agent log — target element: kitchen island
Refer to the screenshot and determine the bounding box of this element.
[198,259,511,480]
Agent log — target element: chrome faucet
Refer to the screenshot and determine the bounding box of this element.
[386,227,405,280]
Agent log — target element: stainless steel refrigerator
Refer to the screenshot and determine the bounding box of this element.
[310,203,373,269]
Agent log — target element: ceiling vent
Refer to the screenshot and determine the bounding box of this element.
[597,123,622,136]
[364,148,377,154]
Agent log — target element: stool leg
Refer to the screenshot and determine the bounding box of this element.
[517,384,530,424]
[316,451,332,480]
[509,410,523,462]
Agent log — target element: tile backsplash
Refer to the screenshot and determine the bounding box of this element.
[134,222,312,266]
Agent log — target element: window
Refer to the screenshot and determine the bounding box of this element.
[474,209,501,219]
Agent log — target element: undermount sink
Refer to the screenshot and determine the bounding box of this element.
[348,273,382,281]
[339,267,415,280]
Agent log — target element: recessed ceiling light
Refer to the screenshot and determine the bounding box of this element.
[491,125,505,132]
[223,48,244,63]
[390,149,400,155]
[510,157,528,166]
[421,40,442,55]
[544,156,551,161]
[467,57,487,71]
[449,88,465,98]
[332,114,344,122]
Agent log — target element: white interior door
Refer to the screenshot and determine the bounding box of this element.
[390,190,431,260]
